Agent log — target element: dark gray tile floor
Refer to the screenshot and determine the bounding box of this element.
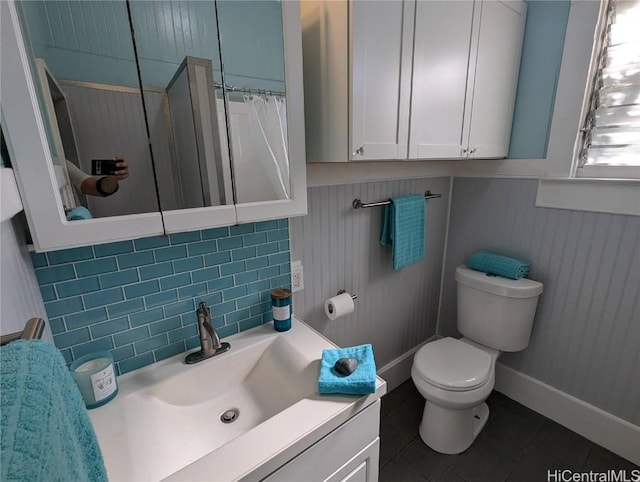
[380,380,638,482]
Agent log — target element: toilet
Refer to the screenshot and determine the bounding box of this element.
[411,265,543,454]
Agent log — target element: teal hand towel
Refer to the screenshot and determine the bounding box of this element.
[1,340,107,482]
[380,194,426,270]
[468,250,531,279]
[66,206,93,221]
[318,344,377,395]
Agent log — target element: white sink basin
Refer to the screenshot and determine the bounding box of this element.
[89,319,386,482]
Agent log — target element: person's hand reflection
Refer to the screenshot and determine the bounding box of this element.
[114,158,129,179]
[76,156,130,197]
[97,157,128,195]
[108,158,129,181]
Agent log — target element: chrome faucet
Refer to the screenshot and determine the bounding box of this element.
[185,302,230,364]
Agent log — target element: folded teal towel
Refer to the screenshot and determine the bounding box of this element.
[468,251,531,279]
[380,194,425,270]
[1,340,107,482]
[318,344,377,395]
[66,206,93,221]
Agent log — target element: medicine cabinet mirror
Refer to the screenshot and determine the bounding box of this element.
[14,0,161,219]
[130,0,292,210]
[1,0,306,250]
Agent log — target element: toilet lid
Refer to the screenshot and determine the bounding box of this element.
[413,338,492,391]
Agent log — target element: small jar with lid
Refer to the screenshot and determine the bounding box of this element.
[271,288,292,332]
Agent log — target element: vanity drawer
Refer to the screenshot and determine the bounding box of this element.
[263,400,381,482]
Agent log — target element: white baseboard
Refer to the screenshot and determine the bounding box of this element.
[377,336,436,392]
[495,363,640,466]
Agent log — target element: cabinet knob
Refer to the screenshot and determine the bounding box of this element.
[470,148,477,155]
[354,146,364,156]
[462,148,468,155]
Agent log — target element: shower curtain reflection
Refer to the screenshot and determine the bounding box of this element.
[231,94,290,203]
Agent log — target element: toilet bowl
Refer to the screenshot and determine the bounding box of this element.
[411,337,499,454]
[411,265,543,454]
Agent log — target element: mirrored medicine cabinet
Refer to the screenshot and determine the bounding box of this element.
[0,0,306,252]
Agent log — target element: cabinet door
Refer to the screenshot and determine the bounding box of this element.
[409,1,475,159]
[131,0,307,233]
[350,0,414,161]
[325,439,379,482]
[2,0,165,252]
[339,462,367,482]
[263,401,380,482]
[467,1,526,159]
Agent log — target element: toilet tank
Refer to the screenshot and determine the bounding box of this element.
[456,265,543,352]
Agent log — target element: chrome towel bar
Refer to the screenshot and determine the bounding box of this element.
[1,318,46,346]
[352,190,442,209]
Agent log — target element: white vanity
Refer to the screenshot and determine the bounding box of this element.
[89,318,386,482]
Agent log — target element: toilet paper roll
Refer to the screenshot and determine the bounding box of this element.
[325,293,355,320]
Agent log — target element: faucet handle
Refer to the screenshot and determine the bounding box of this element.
[197,302,212,320]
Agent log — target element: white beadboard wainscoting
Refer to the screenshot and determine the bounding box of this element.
[289,177,451,389]
[0,216,51,341]
[439,177,640,462]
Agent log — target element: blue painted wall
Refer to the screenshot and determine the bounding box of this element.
[508,0,571,159]
[19,1,286,91]
[30,221,291,375]
[217,1,285,91]
[130,1,221,89]
[18,1,139,88]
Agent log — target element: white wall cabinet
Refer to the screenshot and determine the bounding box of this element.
[464,1,527,159]
[302,0,526,163]
[409,1,475,159]
[350,0,414,161]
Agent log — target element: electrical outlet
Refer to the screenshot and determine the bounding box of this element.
[291,260,304,292]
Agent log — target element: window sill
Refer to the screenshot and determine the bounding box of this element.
[536,177,640,216]
[576,165,640,179]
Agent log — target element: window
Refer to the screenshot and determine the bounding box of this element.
[576,0,640,179]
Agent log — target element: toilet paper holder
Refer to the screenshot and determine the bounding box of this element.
[337,289,358,300]
[326,290,358,320]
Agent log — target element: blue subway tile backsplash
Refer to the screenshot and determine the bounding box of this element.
[35,264,75,284]
[31,220,291,375]
[93,241,134,257]
[66,307,108,329]
[75,258,118,277]
[47,246,94,265]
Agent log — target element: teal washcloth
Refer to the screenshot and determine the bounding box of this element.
[468,250,531,280]
[66,206,93,221]
[318,344,377,395]
[380,194,426,270]
[1,340,107,482]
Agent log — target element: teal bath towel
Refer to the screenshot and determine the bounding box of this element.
[318,344,377,395]
[468,250,531,280]
[380,194,426,270]
[1,340,107,482]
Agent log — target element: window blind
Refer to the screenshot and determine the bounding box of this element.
[579,0,640,168]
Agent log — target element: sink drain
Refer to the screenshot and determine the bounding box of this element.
[220,408,239,424]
